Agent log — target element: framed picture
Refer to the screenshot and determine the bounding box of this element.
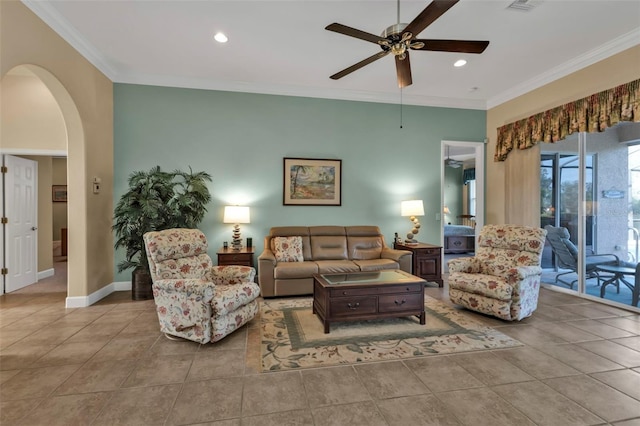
[52,185,68,202]
[283,157,342,206]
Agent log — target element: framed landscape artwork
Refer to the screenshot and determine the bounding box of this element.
[283,157,342,206]
[52,185,68,202]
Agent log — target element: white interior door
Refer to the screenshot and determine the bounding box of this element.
[4,155,38,293]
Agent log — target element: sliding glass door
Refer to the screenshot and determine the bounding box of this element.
[540,128,639,310]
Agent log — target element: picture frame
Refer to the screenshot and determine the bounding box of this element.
[52,185,68,202]
[283,157,342,206]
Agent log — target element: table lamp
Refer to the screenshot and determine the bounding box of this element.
[401,200,424,244]
[223,206,250,251]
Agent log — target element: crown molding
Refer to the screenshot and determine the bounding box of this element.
[116,72,487,110]
[21,0,119,80]
[486,28,640,109]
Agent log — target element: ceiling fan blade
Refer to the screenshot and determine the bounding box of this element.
[330,51,390,80]
[325,23,386,44]
[404,0,459,38]
[395,54,412,88]
[411,39,489,53]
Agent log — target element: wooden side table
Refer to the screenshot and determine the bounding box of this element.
[217,246,254,267]
[393,242,443,287]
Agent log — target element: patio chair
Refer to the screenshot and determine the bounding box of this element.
[544,225,619,290]
[143,228,260,343]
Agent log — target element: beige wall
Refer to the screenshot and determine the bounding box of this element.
[1,0,114,298]
[1,72,67,150]
[486,45,640,227]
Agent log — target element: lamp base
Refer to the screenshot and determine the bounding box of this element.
[404,239,419,245]
[231,224,243,251]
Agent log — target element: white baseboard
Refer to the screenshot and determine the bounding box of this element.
[65,281,132,308]
[38,268,54,280]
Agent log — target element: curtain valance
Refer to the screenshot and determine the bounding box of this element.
[494,79,640,162]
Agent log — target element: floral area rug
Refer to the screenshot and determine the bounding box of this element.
[260,296,522,372]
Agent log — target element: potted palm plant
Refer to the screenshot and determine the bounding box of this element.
[113,166,212,300]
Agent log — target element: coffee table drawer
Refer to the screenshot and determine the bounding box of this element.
[378,283,422,294]
[378,294,423,313]
[330,296,377,316]
[330,287,375,297]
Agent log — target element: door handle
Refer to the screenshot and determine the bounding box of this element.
[31,227,38,231]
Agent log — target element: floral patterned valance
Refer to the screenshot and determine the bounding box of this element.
[495,79,640,162]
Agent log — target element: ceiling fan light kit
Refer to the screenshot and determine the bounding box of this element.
[325,0,489,88]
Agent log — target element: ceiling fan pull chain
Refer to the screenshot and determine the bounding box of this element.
[400,88,403,129]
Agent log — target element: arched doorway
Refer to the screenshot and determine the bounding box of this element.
[1,64,86,303]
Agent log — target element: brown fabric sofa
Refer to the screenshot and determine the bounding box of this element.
[258,225,412,297]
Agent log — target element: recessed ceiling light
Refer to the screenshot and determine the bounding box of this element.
[214,32,228,43]
[454,59,467,67]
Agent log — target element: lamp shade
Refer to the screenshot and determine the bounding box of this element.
[401,200,424,217]
[443,206,451,214]
[223,206,250,224]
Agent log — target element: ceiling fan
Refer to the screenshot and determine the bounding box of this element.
[325,0,489,88]
[445,146,463,168]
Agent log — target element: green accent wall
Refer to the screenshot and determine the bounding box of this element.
[444,165,464,224]
[114,83,486,280]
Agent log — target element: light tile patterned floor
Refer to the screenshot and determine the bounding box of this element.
[1,262,640,425]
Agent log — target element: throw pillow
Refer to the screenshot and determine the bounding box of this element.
[273,236,304,262]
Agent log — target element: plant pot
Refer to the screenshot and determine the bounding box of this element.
[131,268,153,301]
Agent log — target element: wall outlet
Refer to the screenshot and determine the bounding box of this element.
[93,182,100,194]
[435,213,441,221]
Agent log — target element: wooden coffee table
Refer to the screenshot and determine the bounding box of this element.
[313,270,426,333]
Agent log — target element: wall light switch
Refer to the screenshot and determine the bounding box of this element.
[435,213,441,221]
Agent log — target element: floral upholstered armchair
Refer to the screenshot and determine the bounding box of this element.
[448,224,547,321]
[143,228,260,343]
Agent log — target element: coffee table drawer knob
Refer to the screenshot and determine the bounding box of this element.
[347,302,360,310]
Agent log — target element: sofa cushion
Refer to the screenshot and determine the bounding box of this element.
[348,236,383,260]
[274,261,319,279]
[273,236,304,262]
[353,259,399,272]
[315,260,360,274]
[311,236,348,260]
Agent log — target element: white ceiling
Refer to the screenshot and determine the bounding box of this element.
[23,0,640,110]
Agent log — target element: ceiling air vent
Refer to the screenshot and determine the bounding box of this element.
[507,0,541,12]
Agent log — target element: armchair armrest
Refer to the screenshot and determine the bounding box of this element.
[503,265,543,284]
[210,265,256,285]
[448,257,482,274]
